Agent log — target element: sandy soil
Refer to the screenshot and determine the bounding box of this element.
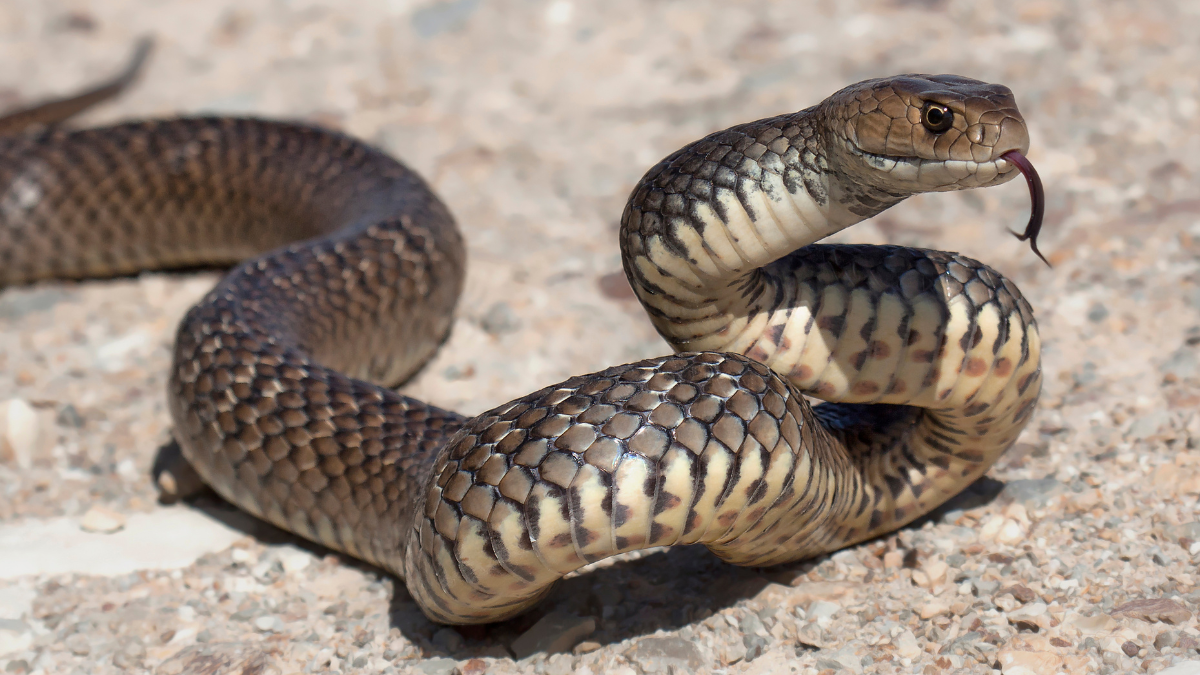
[1,1,1200,673]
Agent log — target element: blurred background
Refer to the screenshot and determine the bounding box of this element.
[2,1,1200,674]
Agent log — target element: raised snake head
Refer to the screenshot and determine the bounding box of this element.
[821,73,1031,194]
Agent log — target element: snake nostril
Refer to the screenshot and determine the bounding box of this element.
[997,116,1031,157]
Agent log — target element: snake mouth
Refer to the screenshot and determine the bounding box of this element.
[846,141,1047,265]
[1001,150,1048,266]
[847,141,1024,191]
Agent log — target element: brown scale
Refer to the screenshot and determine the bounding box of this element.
[0,47,1043,624]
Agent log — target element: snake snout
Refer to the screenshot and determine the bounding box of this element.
[825,74,1033,194]
[993,113,1031,159]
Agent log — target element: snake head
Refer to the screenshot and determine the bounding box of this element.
[822,74,1030,194]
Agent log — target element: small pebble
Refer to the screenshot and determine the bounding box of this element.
[894,630,920,659]
[630,636,707,671]
[1111,598,1193,625]
[460,659,488,675]
[972,578,1000,597]
[479,302,520,335]
[999,478,1065,509]
[278,547,312,573]
[996,646,1063,674]
[431,627,464,652]
[253,615,283,633]
[510,611,595,659]
[64,633,90,656]
[1128,409,1172,440]
[1161,347,1199,380]
[1156,630,1180,650]
[55,404,84,428]
[111,639,146,669]
[919,600,949,619]
[1087,302,1109,322]
[79,505,127,533]
[417,657,460,675]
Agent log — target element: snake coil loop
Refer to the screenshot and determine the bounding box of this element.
[0,50,1042,624]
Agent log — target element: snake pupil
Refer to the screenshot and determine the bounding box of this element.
[922,102,953,132]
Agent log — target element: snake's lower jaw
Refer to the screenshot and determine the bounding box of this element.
[987,152,1028,183]
[836,148,1025,196]
[916,159,1024,193]
[963,165,1022,189]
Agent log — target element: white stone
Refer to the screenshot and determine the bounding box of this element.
[1008,602,1048,619]
[807,600,840,620]
[167,627,196,645]
[279,546,313,573]
[894,629,920,659]
[0,507,245,578]
[996,519,1027,544]
[79,505,127,533]
[1067,612,1118,636]
[310,647,334,670]
[919,600,950,619]
[95,330,152,372]
[980,515,1005,540]
[115,458,140,481]
[824,645,865,675]
[1003,503,1031,525]
[922,559,949,585]
[995,593,1020,612]
[418,657,459,675]
[1008,602,1051,630]
[1,399,38,470]
[996,647,1063,675]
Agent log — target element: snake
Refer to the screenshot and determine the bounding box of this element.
[0,43,1044,625]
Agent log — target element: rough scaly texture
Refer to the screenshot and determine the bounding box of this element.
[0,73,1040,624]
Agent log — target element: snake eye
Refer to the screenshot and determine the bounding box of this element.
[921,102,954,133]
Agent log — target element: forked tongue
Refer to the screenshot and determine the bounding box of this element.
[1000,150,1048,266]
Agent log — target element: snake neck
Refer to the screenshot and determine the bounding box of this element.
[620,109,909,357]
[620,108,1042,552]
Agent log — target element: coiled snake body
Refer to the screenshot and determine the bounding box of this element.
[0,49,1042,624]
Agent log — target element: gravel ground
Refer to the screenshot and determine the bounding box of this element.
[2,1,1200,674]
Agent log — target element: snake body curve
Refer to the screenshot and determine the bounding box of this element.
[0,55,1041,624]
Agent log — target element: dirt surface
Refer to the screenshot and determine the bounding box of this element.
[2,1,1200,674]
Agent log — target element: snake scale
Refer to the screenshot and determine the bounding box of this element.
[0,44,1043,625]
